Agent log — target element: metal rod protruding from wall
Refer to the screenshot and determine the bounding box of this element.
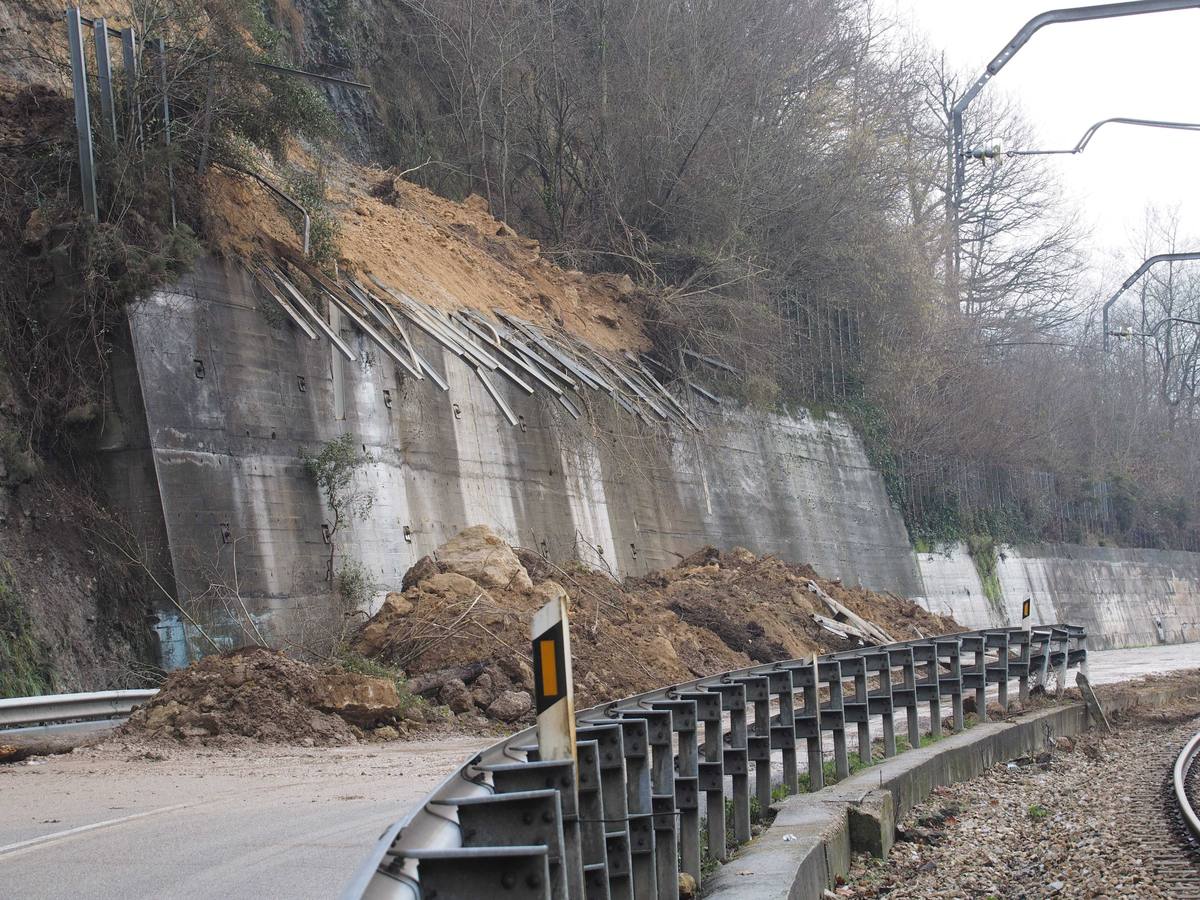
[65,6,98,220]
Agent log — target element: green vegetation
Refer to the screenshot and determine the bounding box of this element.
[0,569,53,698]
[333,648,428,718]
[303,434,376,581]
[1027,803,1049,821]
[966,534,1005,618]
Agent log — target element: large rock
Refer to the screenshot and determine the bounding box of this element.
[309,672,402,727]
[354,591,414,656]
[436,525,533,591]
[486,689,533,723]
[438,678,475,714]
[401,554,443,591]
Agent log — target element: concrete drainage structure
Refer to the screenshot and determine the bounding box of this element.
[344,624,1087,900]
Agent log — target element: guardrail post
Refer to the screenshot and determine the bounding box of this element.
[766,669,799,795]
[865,650,896,758]
[734,675,773,812]
[914,642,941,740]
[619,709,677,900]
[839,654,872,767]
[652,699,700,887]
[817,659,849,781]
[487,759,585,900]
[679,690,726,863]
[1054,627,1069,699]
[938,638,965,731]
[610,717,656,900]
[707,682,750,844]
[573,741,612,900]
[1008,628,1032,703]
[576,723,633,900]
[888,646,921,749]
[985,630,1010,710]
[961,634,986,719]
[453,790,567,899]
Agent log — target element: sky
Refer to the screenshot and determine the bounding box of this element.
[889,1,1200,283]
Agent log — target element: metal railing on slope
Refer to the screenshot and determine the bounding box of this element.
[0,689,159,729]
[344,624,1089,900]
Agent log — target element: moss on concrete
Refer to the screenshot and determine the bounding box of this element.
[0,566,53,697]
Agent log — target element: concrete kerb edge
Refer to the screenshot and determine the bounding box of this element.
[704,677,1199,900]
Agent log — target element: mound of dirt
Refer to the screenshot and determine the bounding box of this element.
[351,527,961,726]
[121,647,420,746]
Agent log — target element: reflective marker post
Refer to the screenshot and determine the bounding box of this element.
[532,594,577,773]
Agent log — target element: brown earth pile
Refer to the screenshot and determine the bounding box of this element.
[121,646,427,746]
[352,527,960,727]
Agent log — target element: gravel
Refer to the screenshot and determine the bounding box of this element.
[842,706,1200,900]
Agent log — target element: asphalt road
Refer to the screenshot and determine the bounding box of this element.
[0,735,491,900]
[0,642,1196,900]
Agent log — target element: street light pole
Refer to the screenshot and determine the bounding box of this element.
[950,1,1200,283]
[1102,253,1200,350]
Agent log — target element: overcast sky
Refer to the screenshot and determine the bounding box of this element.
[889,1,1200,282]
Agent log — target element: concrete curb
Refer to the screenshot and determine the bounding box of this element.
[705,677,1199,900]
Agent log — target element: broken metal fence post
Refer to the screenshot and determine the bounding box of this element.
[65,6,98,220]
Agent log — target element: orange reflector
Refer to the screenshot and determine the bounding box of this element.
[539,639,558,697]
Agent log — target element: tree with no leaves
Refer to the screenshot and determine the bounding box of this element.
[302,434,375,582]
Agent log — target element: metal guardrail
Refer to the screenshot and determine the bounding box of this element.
[345,624,1089,900]
[1175,729,1200,844]
[0,689,159,729]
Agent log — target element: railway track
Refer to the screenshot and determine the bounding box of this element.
[1174,726,1200,855]
[1134,719,1200,898]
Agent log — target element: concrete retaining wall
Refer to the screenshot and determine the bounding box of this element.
[99,258,1200,661]
[101,258,923,658]
[916,543,1200,649]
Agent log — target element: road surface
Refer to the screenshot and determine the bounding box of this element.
[0,642,1195,899]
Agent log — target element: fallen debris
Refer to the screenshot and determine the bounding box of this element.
[352,530,960,726]
[120,647,429,746]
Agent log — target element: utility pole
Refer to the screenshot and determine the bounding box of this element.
[950,1,1200,289]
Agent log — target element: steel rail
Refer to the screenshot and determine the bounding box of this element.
[344,623,1088,900]
[0,689,158,728]
[1174,729,1200,843]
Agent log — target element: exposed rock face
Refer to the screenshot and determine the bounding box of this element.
[436,525,533,591]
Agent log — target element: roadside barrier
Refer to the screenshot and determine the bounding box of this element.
[345,624,1088,899]
[0,689,158,729]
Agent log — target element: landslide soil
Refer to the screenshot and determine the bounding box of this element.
[357,540,960,723]
[119,646,432,747]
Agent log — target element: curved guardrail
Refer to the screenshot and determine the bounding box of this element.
[1175,729,1200,844]
[345,624,1089,900]
[0,689,159,729]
